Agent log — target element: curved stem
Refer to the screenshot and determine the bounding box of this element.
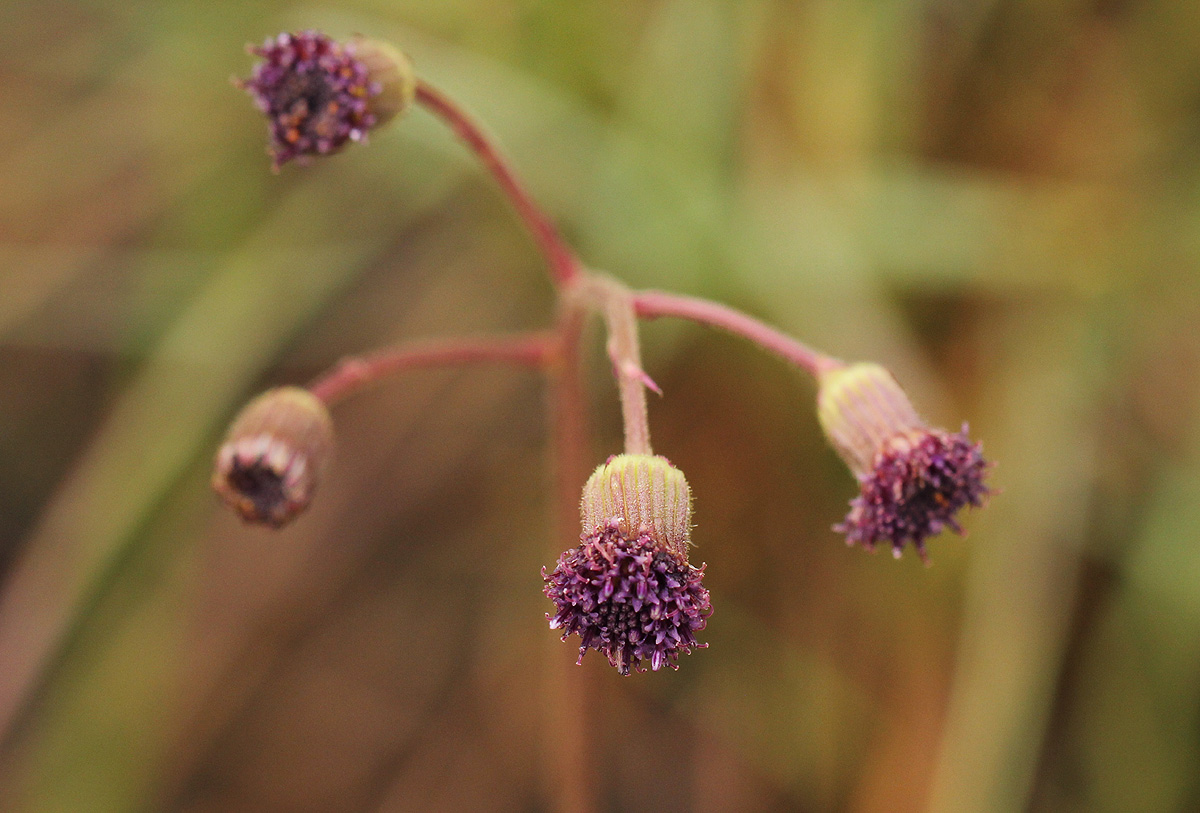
[307,332,553,407]
[632,290,844,378]
[415,81,582,288]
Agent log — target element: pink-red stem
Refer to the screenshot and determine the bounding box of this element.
[543,304,595,813]
[415,81,582,289]
[308,333,553,406]
[633,290,844,378]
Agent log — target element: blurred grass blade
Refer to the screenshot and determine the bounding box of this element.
[0,179,394,751]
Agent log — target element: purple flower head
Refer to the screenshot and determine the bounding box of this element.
[818,363,992,560]
[545,454,711,675]
[237,31,382,169]
[836,426,990,561]
[543,522,711,675]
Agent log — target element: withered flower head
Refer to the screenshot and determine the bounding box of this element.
[212,387,334,528]
[543,454,711,675]
[237,30,415,169]
[818,363,991,561]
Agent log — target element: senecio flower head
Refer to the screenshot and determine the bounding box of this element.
[818,363,991,561]
[237,30,415,169]
[543,454,711,675]
[212,387,335,528]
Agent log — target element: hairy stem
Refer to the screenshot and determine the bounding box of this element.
[307,333,552,407]
[578,276,654,456]
[415,81,582,288]
[632,290,843,378]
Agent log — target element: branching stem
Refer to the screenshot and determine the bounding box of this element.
[632,290,844,378]
[307,333,552,406]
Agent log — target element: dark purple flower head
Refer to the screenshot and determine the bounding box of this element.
[818,363,992,560]
[836,426,990,561]
[545,454,710,675]
[544,522,711,675]
[238,31,402,169]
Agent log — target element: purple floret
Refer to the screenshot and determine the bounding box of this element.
[238,31,379,168]
[837,425,990,561]
[543,523,711,675]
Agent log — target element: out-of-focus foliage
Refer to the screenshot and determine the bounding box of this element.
[1,1,1198,811]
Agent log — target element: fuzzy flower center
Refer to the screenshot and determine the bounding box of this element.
[238,31,378,168]
[225,459,288,518]
[543,524,710,675]
[837,426,990,560]
[213,433,316,528]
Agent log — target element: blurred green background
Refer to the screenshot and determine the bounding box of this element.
[1,0,1199,811]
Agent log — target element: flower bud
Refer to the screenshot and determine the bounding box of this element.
[347,36,416,129]
[579,453,692,559]
[237,30,417,169]
[817,363,923,478]
[545,454,710,675]
[817,363,991,560]
[212,387,334,528]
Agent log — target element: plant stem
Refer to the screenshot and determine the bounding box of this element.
[307,333,552,407]
[578,276,654,456]
[632,290,844,378]
[414,81,582,288]
[544,301,595,813]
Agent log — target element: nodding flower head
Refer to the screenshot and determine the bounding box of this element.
[818,363,991,561]
[543,454,711,675]
[212,387,335,528]
[237,30,416,169]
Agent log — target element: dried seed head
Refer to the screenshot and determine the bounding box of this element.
[544,455,710,675]
[236,30,416,169]
[818,363,992,560]
[579,453,692,559]
[212,387,334,528]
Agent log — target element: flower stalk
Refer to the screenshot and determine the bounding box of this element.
[574,275,656,456]
[633,289,843,378]
[307,332,553,406]
[413,81,581,288]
